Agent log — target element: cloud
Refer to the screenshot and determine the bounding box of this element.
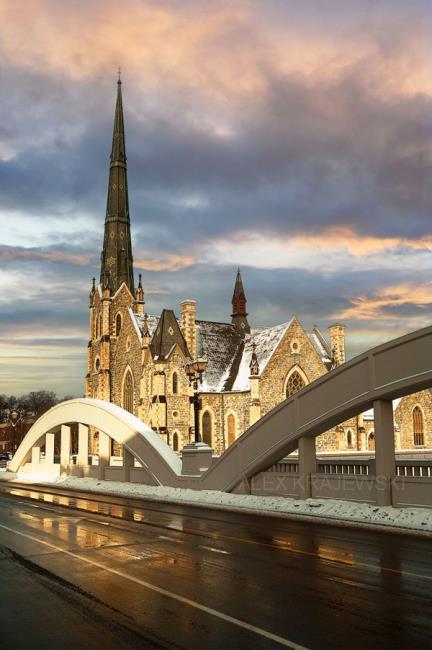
[0,0,431,394]
[0,245,94,266]
[339,283,432,320]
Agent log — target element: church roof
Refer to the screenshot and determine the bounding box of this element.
[197,320,293,392]
[132,311,333,393]
[308,327,333,369]
[150,309,189,360]
[196,320,243,392]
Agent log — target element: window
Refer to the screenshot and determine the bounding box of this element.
[227,414,236,446]
[368,432,375,451]
[98,314,102,337]
[290,340,301,354]
[95,357,101,372]
[286,370,305,397]
[413,406,424,446]
[202,411,212,446]
[115,313,122,337]
[173,432,179,452]
[172,372,178,395]
[346,430,353,449]
[123,371,134,414]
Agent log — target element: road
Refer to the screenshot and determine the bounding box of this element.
[0,483,431,649]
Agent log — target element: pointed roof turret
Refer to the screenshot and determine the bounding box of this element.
[100,75,135,294]
[231,268,250,334]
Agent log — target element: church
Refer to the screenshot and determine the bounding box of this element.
[85,79,432,457]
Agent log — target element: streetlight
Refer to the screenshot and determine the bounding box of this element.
[184,358,208,444]
[7,409,24,454]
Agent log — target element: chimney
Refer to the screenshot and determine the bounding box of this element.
[328,323,346,366]
[180,300,196,358]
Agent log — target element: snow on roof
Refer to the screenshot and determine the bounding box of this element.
[197,319,293,393]
[231,321,293,391]
[308,328,332,367]
[196,321,242,392]
[133,313,160,337]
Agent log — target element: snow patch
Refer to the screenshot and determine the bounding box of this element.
[1,471,431,534]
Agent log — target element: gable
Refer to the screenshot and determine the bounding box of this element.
[150,309,189,360]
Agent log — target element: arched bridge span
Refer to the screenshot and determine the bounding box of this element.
[9,326,432,506]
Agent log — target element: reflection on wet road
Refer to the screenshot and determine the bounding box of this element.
[0,482,431,649]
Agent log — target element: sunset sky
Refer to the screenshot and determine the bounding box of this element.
[1,0,431,396]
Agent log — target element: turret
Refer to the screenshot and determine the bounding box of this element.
[249,342,261,424]
[135,273,145,315]
[231,268,250,334]
[329,323,346,366]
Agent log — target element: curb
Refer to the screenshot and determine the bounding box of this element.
[2,476,432,539]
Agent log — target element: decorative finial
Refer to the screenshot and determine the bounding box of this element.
[138,273,142,288]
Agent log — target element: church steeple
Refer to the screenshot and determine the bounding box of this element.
[231,268,250,334]
[100,74,134,294]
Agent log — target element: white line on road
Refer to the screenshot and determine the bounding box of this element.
[200,545,231,555]
[0,521,308,650]
[158,535,184,544]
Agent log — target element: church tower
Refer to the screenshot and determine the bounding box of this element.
[231,268,250,334]
[100,74,135,294]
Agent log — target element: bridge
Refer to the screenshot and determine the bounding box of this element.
[9,325,432,508]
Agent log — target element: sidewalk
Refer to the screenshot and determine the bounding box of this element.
[1,469,432,535]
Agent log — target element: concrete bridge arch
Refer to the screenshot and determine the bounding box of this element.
[9,325,432,506]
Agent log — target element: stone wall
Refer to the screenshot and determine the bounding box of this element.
[395,390,432,449]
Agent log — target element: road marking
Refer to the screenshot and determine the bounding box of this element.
[200,545,231,555]
[2,490,432,582]
[158,535,184,544]
[0,522,307,650]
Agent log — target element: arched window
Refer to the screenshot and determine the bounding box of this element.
[172,372,178,395]
[173,432,179,452]
[123,370,134,414]
[115,313,122,337]
[346,430,353,449]
[368,432,375,451]
[413,406,424,446]
[227,414,236,446]
[202,411,212,446]
[286,370,306,397]
[98,314,102,338]
[95,357,101,372]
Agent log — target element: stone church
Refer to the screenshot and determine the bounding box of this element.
[85,79,431,456]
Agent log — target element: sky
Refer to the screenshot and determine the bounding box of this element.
[1,0,432,396]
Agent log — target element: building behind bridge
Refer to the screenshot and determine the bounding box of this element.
[85,79,432,457]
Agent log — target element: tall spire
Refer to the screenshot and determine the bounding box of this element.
[100,75,134,294]
[231,268,250,334]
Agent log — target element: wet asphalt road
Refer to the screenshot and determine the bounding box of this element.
[0,483,431,649]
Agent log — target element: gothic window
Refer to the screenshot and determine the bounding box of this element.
[95,357,101,372]
[202,411,212,446]
[413,407,424,446]
[285,370,306,397]
[172,372,178,395]
[346,430,353,449]
[173,432,179,452]
[115,313,122,337]
[123,370,134,414]
[98,314,102,337]
[227,414,236,446]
